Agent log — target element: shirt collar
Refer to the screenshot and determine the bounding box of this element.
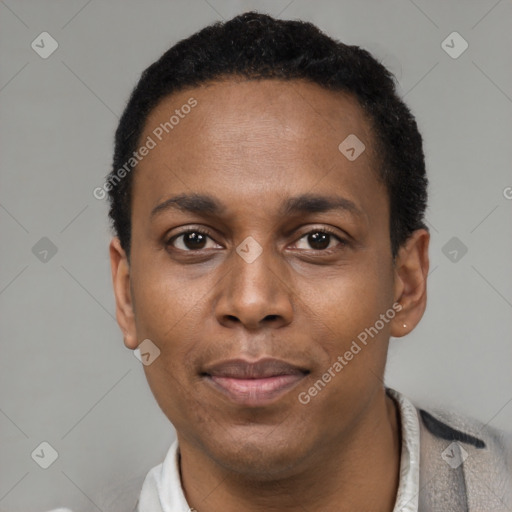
[387,387,421,512]
[138,388,421,512]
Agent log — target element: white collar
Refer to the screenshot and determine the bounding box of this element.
[387,388,421,512]
[137,388,420,512]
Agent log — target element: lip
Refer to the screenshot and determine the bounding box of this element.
[202,358,309,406]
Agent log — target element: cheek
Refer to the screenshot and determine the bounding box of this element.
[309,259,394,344]
[130,260,208,415]
[131,258,204,342]
[301,258,395,405]
[132,268,205,424]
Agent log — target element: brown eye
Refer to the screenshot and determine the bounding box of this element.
[167,230,219,251]
[294,229,345,251]
[307,232,330,250]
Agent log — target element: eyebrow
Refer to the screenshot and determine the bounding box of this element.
[150,193,363,219]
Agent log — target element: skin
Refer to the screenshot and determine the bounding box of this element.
[110,78,429,512]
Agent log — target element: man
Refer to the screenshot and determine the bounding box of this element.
[106,11,511,512]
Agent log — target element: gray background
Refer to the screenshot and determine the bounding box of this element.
[1,0,511,510]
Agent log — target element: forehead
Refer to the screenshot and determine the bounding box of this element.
[142,78,376,158]
[132,78,385,223]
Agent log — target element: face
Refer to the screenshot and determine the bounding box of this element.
[110,79,428,478]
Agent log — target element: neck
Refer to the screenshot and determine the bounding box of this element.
[179,388,401,512]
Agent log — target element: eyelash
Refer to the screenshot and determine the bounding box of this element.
[166,227,347,253]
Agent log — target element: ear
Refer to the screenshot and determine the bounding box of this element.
[109,237,138,349]
[390,229,430,338]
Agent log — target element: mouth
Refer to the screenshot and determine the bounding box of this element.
[201,358,310,406]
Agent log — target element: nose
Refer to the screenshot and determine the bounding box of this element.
[214,244,294,331]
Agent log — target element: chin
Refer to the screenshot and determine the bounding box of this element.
[201,426,313,480]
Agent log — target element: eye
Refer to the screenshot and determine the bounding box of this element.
[293,229,346,251]
[166,227,347,253]
[167,229,221,251]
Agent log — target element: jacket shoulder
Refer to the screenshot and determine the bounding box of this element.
[416,403,512,511]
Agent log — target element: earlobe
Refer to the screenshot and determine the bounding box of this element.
[390,229,430,338]
[109,238,138,349]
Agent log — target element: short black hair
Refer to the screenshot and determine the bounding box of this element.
[107,11,428,258]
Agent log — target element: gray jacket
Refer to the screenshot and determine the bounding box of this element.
[417,405,512,511]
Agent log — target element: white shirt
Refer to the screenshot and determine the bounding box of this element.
[136,387,420,512]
